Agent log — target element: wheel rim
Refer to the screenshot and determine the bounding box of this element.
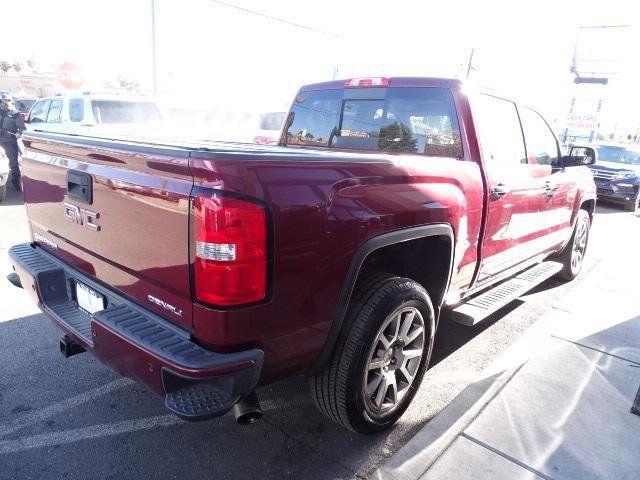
[363,306,425,413]
[570,217,589,273]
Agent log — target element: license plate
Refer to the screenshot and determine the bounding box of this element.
[75,282,105,314]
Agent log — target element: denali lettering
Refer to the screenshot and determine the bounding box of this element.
[147,294,183,317]
[63,203,101,231]
[33,233,58,250]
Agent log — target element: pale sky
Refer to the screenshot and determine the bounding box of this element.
[2,0,639,132]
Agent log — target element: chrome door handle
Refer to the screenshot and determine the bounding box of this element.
[542,181,557,197]
[490,184,509,201]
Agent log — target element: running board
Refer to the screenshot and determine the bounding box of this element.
[450,261,563,326]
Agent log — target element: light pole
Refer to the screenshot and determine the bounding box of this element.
[151,0,158,95]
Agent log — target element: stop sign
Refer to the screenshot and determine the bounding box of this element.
[57,62,84,89]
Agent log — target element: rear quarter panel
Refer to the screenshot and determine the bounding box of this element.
[189,148,484,380]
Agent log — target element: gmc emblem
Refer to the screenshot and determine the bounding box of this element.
[63,202,101,231]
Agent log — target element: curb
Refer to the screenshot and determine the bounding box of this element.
[371,363,522,480]
[371,259,602,480]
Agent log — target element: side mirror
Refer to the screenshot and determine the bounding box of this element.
[562,146,596,167]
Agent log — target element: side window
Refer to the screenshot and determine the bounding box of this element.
[285,89,342,147]
[519,107,559,166]
[28,100,50,123]
[69,99,84,122]
[46,99,63,123]
[472,94,526,167]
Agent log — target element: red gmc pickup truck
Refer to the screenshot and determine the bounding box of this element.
[8,77,596,433]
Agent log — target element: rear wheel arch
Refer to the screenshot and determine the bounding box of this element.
[307,224,454,374]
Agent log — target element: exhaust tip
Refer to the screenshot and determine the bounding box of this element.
[6,272,22,289]
[233,391,263,425]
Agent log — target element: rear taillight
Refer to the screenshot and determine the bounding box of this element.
[193,195,267,306]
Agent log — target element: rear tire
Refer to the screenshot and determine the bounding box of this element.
[309,275,435,434]
[556,209,590,281]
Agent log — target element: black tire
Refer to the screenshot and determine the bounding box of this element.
[556,209,591,281]
[309,275,435,434]
[0,184,6,203]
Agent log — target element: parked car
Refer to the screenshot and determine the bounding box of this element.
[26,93,161,132]
[8,77,596,433]
[252,111,286,144]
[0,146,9,202]
[13,95,38,121]
[570,143,640,211]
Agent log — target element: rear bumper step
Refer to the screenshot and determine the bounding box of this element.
[450,261,563,326]
[9,242,263,421]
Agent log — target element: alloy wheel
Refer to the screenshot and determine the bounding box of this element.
[363,306,425,413]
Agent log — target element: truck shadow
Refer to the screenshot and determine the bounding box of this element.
[0,274,568,480]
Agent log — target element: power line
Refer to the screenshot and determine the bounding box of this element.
[209,0,341,38]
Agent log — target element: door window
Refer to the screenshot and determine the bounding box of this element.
[46,100,63,123]
[519,107,559,166]
[472,94,526,167]
[28,100,50,123]
[69,99,84,122]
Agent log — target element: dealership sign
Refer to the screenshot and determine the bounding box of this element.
[566,112,598,131]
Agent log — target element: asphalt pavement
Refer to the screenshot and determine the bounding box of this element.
[0,187,628,480]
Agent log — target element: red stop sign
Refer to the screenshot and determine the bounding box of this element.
[57,62,84,89]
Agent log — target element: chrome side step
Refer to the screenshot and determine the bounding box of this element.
[450,261,563,326]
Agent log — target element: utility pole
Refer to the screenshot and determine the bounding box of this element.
[151,0,158,95]
[465,48,475,80]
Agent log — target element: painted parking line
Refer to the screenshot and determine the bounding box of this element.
[0,414,183,455]
[0,378,132,438]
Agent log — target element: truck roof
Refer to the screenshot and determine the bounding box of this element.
[300,76,463,91]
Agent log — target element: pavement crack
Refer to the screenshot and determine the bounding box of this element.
[460,432,553,480]
[550,335,640,366]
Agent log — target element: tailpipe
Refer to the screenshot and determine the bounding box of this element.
[233,391,262,425]
[7,272,22,289]
[59,335,86,358]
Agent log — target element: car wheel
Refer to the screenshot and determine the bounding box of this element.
[556,209,591,281]
[309,275,435,433]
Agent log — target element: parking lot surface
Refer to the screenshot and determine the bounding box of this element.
[0,188,627,479]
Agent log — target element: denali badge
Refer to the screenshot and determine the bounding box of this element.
[34,233,58,250]
[147,294,183,317]
[63,203,101,231]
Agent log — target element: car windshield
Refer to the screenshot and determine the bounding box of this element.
[595,146,640,165]
[91,100,161,124]
[14,99,35,112]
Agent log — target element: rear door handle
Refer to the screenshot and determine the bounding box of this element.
[490,183,509,201]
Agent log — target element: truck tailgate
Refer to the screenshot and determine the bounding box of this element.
[21,133,194,329]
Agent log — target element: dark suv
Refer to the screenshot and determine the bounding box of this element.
[572,143,640,211]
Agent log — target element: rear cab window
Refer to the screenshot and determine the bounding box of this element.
[285,85,463,158]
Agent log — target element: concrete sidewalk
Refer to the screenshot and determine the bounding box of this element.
[376,210,640,480]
